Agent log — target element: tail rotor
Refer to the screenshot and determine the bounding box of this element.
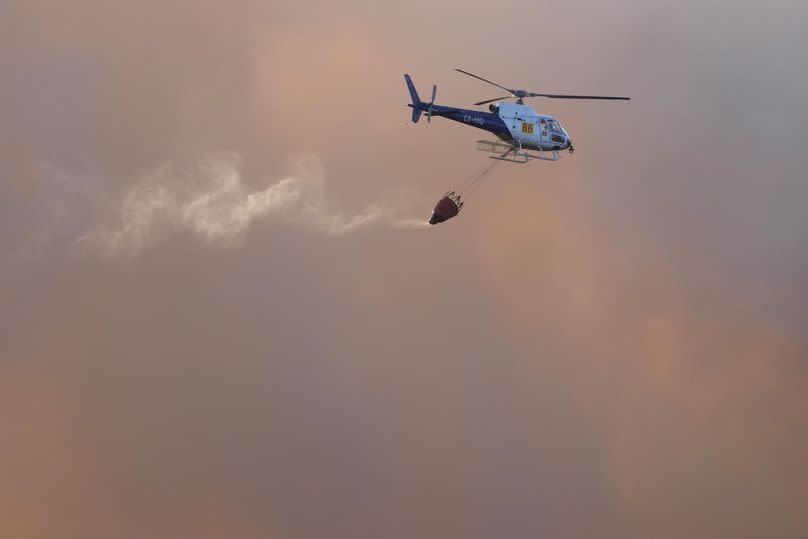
[427,84,437,123]
[404,74,438,124]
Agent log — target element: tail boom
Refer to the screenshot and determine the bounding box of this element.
[403,73,511,140]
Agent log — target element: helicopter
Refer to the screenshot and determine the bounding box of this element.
[405,69,629,163]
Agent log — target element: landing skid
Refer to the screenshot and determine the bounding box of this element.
[476,139,561,163]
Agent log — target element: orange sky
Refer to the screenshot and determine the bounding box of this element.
[2,1,807,537]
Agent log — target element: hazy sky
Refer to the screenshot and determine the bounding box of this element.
[2,1,807,537]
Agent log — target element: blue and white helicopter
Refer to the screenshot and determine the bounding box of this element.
[405,69,629,163]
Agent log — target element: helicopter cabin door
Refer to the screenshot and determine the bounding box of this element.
[514,112,539,147]
[539,117,551,144]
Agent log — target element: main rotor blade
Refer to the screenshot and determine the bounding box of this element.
[455,69,513,93]
[474,96,513,106]
[527,93,630,100]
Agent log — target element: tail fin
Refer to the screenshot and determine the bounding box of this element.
[404,74,422,123]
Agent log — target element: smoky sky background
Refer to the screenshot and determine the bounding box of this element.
[2,1,808,537]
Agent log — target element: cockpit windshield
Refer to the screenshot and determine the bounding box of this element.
[548,120,562,133]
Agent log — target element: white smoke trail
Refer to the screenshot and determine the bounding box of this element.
[77,153,428,257]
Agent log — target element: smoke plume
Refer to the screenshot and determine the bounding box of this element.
[77,153,428,257]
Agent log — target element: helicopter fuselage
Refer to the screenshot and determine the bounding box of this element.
[409,101,573,152]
